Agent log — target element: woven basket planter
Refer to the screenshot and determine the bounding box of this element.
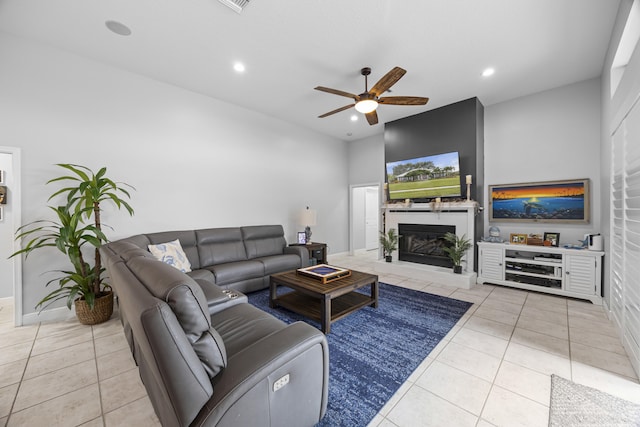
[74,291,114,325]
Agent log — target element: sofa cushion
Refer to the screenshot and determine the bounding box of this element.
[257,254,302,275]
[187,269,216,283]
[148,239,192,273]
[211,303,286,356]
[206,260,264,286]
[196,228,248,266]
[241,225,287,259]
[127,256,227,378]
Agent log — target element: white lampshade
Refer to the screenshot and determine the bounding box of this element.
[355,99,378,114]
[300,208,317,226]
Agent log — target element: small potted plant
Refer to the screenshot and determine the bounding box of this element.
[379,228,399,262]
[443,232,472,274]
[11,164,134,324]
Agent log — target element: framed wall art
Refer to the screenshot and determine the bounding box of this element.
[0,206,3,221]
[0,170,4,185]
[0,186,6,205]
[489,179,589,223]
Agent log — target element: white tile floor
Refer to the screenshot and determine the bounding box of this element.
[0,251,638,427]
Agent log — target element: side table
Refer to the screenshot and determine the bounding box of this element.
[290,242,327,265]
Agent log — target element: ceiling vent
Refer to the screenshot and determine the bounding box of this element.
[218,0,250,13]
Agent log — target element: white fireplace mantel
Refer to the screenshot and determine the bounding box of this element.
[382,201,479,287]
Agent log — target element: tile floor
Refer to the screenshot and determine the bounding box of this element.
[1,251,639,427]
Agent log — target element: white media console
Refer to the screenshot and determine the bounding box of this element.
[477,241,603,304]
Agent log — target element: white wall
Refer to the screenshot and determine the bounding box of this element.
[0,32,349,318]
[347,134,385,186]
[484,78,603,245]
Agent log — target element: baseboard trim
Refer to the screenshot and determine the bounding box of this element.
[22,306,76,325]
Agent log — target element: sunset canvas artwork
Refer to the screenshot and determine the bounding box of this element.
[489,179,589,223]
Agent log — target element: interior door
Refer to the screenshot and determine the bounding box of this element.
[365,187,379,250]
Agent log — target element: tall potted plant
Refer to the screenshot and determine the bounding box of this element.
[443,232,472,274]
[12,164,134,324]
[379,228,399,262]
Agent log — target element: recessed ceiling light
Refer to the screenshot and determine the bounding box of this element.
[105,20,132,36]
[233,62,246,73]
[482,67,495,77]
[350,115,358,122]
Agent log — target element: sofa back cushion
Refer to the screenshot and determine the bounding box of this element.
[103,240,154,263]
[241,225,287,259]
[196,228,247,266]
[145,230,200,269]
[126,256,227,378]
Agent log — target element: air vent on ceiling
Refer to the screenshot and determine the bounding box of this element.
[218,0,250,14]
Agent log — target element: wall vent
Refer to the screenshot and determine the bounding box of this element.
[218,0,250,14]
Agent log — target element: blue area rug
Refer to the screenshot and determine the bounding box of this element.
[248,282,473,426]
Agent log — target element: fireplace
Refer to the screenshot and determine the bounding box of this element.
[398,223,455,267]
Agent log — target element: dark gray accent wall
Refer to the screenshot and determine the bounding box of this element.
[384,97,485,271]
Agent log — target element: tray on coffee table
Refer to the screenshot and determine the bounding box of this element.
[296,264,351,284]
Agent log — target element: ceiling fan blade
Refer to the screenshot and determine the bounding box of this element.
[378,96,429,106]
[314,86,359,100]
[365,110,379,125]
[370,67,406,97]
[318,104,355,118]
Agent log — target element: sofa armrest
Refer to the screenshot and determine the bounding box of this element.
[192,322,329,427]
[194,279,248,315]
[284,245,309,266]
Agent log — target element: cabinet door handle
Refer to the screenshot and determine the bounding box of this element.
[499,263,503,266]
[566,271,570,275]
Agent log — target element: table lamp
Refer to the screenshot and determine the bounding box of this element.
[300,206,317,244]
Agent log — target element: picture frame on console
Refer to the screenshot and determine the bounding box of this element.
[543,232,560,247]
[488,178,589,223]
[510,233,527,245]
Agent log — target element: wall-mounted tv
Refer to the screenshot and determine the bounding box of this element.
[385,151,461,201]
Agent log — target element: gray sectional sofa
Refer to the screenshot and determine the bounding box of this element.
[114,224,309,294]
[100,225,328,426]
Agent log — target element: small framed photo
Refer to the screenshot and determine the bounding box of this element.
[297,231,307,244]
[543,232,560,247]
[0,206,3,221]
[510,233,528,245]
[0,186,6,205]
[0,170,4,185]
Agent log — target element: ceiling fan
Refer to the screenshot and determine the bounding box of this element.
[314,66,429,125]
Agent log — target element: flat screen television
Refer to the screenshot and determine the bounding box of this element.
[385,151,461,201]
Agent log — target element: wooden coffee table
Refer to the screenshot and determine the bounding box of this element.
[269,268,378,333]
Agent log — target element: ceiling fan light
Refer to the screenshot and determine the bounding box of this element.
[355,99,378,114]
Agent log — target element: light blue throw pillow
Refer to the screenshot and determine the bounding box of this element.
[148,239,192,273]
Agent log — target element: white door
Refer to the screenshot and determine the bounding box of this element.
[365,187,379,250]
[0,152,14,299]
[479,245,504,282]
[0,147,22,326]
